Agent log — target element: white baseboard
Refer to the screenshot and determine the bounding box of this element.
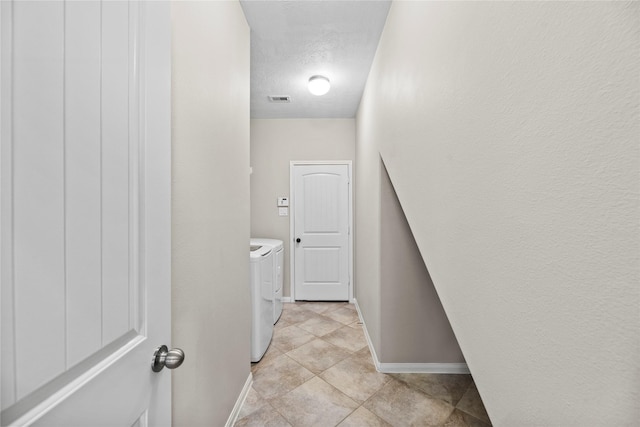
[377,362,470,374]
[352,299,470,375]
[352,298,382,369]
[225,372,253,427]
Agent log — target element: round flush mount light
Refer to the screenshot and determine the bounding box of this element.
[308,75,330,96]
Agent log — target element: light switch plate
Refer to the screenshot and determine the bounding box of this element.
[278,207,288,216]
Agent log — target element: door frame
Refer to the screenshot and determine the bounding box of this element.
[289,161,353,302]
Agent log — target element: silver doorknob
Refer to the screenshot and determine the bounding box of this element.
[152,345,185,372]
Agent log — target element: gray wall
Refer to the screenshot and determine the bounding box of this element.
[171,2,251,426]
[250,118,355,298]
[380,161,465,363]
[356,1,639,425]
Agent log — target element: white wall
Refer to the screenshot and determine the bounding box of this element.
[250,119,355,297]
[356,1,639,425]
[172,2,251,426]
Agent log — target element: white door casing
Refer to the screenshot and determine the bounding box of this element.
[1,1,171,426]
[291,162,352,301]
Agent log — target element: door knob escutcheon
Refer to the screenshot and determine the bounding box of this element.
[152,345,185,372]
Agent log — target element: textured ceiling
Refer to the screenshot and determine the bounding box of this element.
[240,0,391,119]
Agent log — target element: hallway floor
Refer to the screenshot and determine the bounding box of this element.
[235,302,491,427]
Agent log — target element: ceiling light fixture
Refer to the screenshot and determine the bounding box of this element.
[308,75,330,96]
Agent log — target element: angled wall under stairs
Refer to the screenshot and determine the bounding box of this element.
[379,160,465,365]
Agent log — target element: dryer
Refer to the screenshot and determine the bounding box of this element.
[249,244,274,362]
[250,238,283,324]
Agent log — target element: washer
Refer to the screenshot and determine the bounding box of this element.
[249,244,274,362]
[251,238,284,324]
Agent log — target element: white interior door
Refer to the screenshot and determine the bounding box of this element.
[292,163,351,301]
[1,1,172,426]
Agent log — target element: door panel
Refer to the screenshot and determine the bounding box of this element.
[12,0,66,399]
[101,0,133,347]
[303,173,342,233]
[293,164,351,301]
[303,247,341,283]
[65,0,102,368]
[1,1,171,425]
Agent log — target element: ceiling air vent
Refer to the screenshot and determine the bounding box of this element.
[268,95,291,103]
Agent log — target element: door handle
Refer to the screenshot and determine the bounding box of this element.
[152,345,185,372]
[296,238,301,243]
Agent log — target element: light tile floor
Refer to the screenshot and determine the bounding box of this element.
[235,302,492,427]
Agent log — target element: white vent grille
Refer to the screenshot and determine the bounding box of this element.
[268,95,291,103]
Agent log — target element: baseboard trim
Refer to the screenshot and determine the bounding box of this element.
[225,372,253,427]
[377,362,470,374]
[352,299,470,375]
[282,297,293,303]
[352,298,382,371]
